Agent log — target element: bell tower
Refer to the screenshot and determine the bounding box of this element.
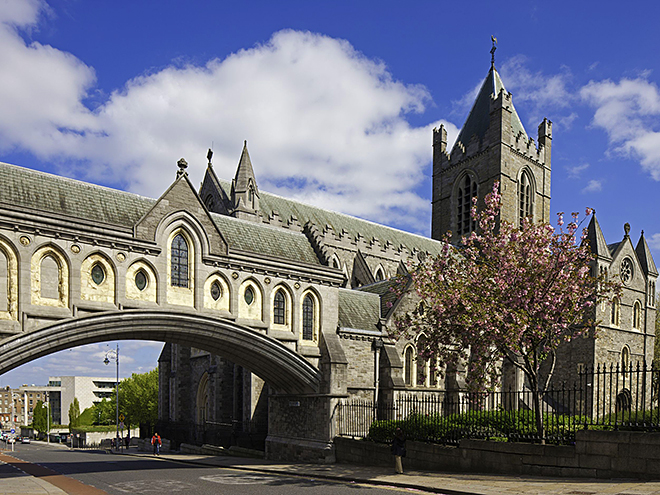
[432,41,552,242]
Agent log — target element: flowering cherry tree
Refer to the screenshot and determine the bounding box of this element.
[392,182,619,440]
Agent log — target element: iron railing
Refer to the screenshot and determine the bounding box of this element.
[337,362,660,445]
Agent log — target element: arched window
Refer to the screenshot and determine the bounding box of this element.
[196,373,209,424]
[416,336,428,387]
[302,294,314,340]
[40,255,60,300]
[633,300,642,330]
[0,248,7,312]
[519,170,533,226]
[273,289,286,325]
[404,346,414,386]
[611,297,620,326]
[171,234,189,288]
[621,346,630,372]
[457,174,477,236]
[375,267,384,281]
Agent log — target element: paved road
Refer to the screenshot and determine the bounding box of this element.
[7,443,416,494]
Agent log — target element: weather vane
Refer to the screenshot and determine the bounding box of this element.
[490,35,498,68]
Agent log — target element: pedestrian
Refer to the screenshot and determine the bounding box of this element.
[391,427,406,474]
[151,432,161,455]
[125,434,130,449]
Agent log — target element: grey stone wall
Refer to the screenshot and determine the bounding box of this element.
[336,429,660,479]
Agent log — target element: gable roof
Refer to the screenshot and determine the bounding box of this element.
[0,161,155,228]
[453,66,527,153]
[358,277,409,320]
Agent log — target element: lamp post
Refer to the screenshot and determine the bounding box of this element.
[45,391,50,444]
[104,344,119,451]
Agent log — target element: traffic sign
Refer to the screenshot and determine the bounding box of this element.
[10,428,15,434]
[118,414,125,422]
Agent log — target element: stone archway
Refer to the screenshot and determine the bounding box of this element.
[0,309,320,395]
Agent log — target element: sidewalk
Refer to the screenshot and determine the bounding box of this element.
[123,450,660,495]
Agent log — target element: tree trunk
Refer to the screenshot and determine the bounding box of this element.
[532,387,545,444]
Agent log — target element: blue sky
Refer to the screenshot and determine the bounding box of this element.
[1,0,660,387]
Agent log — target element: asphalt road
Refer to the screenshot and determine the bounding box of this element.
[8,443,412,494]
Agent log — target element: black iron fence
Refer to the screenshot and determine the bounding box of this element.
[337,362,660,445]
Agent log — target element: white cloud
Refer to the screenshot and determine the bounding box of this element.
[566,163,589,179]
[581,77,660,180]
[648,233,660,251]
[499,55,573,111]
[0,6,454,233]
[581,179,603,193]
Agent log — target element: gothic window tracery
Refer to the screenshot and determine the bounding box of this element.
[171,234,189,288]
[456,174,477,236]
[273,289,286,325]
[302,294,314,340]
[518,170,533,226]
[620,258,633,285]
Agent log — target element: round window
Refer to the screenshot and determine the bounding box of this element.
[135,271,147,291]
[620,258,633,285]
[211,281,222,301]
[91,264,105,285]
[244,286,254,305]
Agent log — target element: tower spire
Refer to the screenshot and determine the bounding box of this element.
[490,35,498,68]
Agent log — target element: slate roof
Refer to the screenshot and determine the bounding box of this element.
[0,161,155,228]
[453,66,528,153]
[584,215,612,259]
[209,212,321,265]
[635,232,659,276]
[358,277,409,320]
[214,179,446,257]
[337,288,381,331]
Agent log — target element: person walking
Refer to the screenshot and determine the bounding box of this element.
[151,432,161,455]
[391,427,406,474]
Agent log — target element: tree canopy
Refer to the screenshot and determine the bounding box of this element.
[32,400,51,433]
[393,181,619,439]
[68,397,81,430]
[94,368,158,427]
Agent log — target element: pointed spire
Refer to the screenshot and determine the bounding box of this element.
[635,230,658,276]
[452,64,527,153]
[584,214,611,260]
[230,140,260,220]
[233,141,258,194]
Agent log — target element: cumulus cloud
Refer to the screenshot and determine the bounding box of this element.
[0,4,454,233]
[581,77,660,180]
[581,179,603,193]
[648,233,660,251]
[566,163,589,179]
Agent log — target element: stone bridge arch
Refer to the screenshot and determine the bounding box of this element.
[0,309,320,395]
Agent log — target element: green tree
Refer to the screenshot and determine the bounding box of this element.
[68,397,81,430]
[97,369,159,428]
[93,398,115,425]
[32,400,51,434]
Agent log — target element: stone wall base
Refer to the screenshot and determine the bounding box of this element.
[335,430,660,479]
[266,435,336,464]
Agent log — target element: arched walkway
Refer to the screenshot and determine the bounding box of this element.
[0,310,320,395]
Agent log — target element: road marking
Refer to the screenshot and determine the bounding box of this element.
[200,472,278,484]
[112,479,194,493]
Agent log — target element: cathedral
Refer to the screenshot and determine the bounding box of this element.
[0,53,655,457]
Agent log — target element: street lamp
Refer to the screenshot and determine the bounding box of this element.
[104,344,119,451]
[45,391,50,444]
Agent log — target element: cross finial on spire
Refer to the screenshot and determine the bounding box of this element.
[490,35,498,68]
